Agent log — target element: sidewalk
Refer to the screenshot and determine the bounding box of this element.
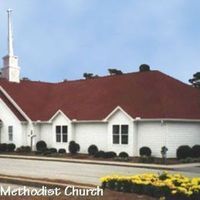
[0,154,199,170]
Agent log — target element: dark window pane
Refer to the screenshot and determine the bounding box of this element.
[8,126,13,141]
[62,134,68,143]
[121,125,128,134]
[113,125,119,134]
[9,134,13,141]
[56,134,61,142]
[56,126,61,133]
[62,126,68,133]
[113,135,120,144]
[121,135,128,144]
[8,126,13,133]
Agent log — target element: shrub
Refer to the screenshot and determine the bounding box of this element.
[16,146,31,153]
[7,143,16,152]
[94,150,105,158]
[103,151,117,159]
[140,146,152,157]
[49,148,57,153]
[101,172,200,199]
[68,141,80,154]
[176,145,192,160]
[139,156,155,163]
[191,145,200,158]
[43,148,51,156]
[118,152,129,158]
[94,151,116,158]
[36,141,47,152]
[180,157,194,163]
[88,145,98,156]
[0,143,8,152]
[58,148,66,154]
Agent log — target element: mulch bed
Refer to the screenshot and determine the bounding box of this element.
[0,189,157,200]
[0,152,181,165]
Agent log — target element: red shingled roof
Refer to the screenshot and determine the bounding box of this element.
[0,90,27,121]
[0,70,200,121]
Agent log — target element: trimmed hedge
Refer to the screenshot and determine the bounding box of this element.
[0,143,16,152]
[16,146,31,153]
[103,151,117,159]
[94,150,105,158]
[94,151,117,159]
[36,140,47,152]
[49,148,57,153]
[7,143,16,152]
[192,145,200,158]
[0,143,8,152]
[140,146,152,157]
[177,145,192,160]
[88,145,98,156]
[58,148,66,154]
[68,141,80,154]
[118,152,129,158]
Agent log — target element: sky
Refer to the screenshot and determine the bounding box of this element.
[0,0,200,83]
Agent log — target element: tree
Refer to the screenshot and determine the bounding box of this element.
[139,64,150,72]
[189,72,200,88]
[83,73,99,79]
[108,68,123,75]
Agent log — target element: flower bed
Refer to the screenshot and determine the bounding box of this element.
[100,172,200,200]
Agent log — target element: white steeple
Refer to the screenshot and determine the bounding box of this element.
[8,8,14,56]
[1,9,20,83]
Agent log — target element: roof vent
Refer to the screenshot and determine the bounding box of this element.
[108,68,123,75]
[139,64,150,72]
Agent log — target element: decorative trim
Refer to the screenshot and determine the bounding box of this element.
[0,86,30,122]
[103,106,134,122]
[49,110,71,122]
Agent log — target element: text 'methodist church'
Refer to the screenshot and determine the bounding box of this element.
[0,10,199,157]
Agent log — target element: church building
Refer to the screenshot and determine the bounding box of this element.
[0,10,200,157]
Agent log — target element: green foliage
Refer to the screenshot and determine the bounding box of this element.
[68,141,80,154]
[140,146,152,157]
[139,156,155,163]
[16,146,31,153]
[58,148,66,154]
[189,72,200,88]
[139,64,150,72]
[7,143,16,152]
[0,143,8,152]
[192,145,200,158]
[36,140,47,152]
[177,145,192,160]
[88,145,98,156]
[118,152,129,158]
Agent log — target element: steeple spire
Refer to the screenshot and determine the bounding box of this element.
[1,9,20,83]
[7,8,14,56]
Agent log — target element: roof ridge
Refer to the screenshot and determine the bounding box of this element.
[58,70,159,84]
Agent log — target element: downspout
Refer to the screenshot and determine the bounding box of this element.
[134,117,141,156]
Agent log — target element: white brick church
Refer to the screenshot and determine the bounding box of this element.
[0,10,200,157]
